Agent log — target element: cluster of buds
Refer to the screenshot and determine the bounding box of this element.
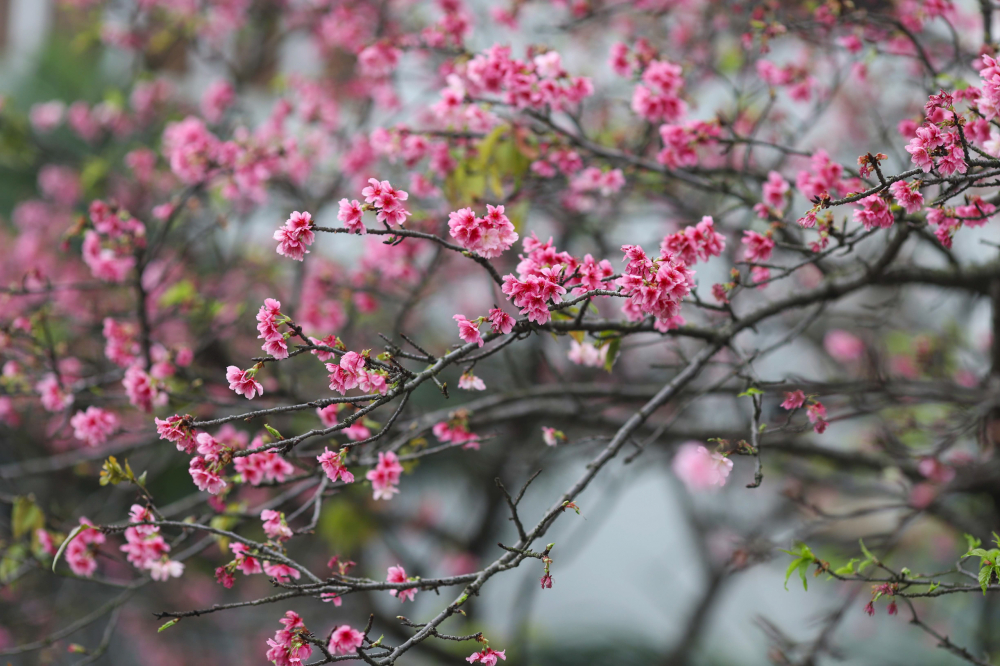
[865,582,899,616]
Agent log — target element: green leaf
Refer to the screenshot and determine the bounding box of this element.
[928,582,940,592]
[833,558,859,576]
[859,538,876,563]
[12,495,44,540]
[264,424,284,441]
[603,338,621,373]
[738,387,763,397]
[979,565,992,594]
[158,619,179,632]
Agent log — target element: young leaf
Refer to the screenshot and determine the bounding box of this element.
[52,524,89,572]
[158,618,179,632]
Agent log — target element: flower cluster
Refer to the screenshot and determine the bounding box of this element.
[317,446,355,484]
[433,410,480,449]
[616,244,693,330]
[274,211,316,261]
[257,298,291,359]
[386,564,417,602]
[660,216,726,266]
[70,407,118,447]
[120,505,184,581]
[64,518,105,577]
[326,351,388,396]
[447,204,519,258]
[265,611,312,666]
[365,451,404,500]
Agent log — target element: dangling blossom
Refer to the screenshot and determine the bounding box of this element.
[155,415,197,453]
[467,647,507,665]
[807,401,829,434]
[366,451,404,500]
[226,366,263,400]
[781,391,806,410]
[337,198,365,234]
[568,341,608,367]
[458,372,486,390]
[317,446,355,484]
[453,314,485,347]
[261,509,293,541]
[671,443,733,491]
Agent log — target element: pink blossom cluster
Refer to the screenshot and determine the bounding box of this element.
[632,59,687,122]
[853,195,894,230]
[121,505,184,581]
[460,45,594,111]
[103,318,141,367]
[568,340,608,367]
[447,204,519,258]
[235,449,295,486]
[756,60,818,102]
[433,416,480,450]
[122,365,167,413]
[273,211,315,261]
[265,611,312,666]
[35,374,73,412]
[64,518,105,577]
[905,122,966,176]
[754,171,791,218]
[671,443,733,492]
[361,178,410,227]
[261,509,293,541]
[69,407,118,447]
[365,450,404,500]
[657,120,721,169]
[616,244,694,330]
[660,216,726,266]
[188,432,228,494]
[326,351,388,396]
[257,298,290,359]
[795,150,858,201]
[317,446,355,484]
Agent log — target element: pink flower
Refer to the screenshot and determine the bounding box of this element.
[762,171,789,210]
[467,647,507,665]
[807,401,829,434]
[361,178,410,226]
[671,443,733,491]
[189,457,227,494]
[29,101,65,133]
[261,509,293,541]
[454,314,484,347]
[780,391,806,410]
[274,211,315,261]
[64,518,105,577]
[488,308,515,334]
[661,216,726,265]
[824,330,865,362]
[161,116,220,184]
[200,79,235,124]
[329,625,365,655]
[265,611,312,666]
[458,372,486,390]
[853,194,894,230]
[122,365,166,413]
[741,230,774,263]
[230,542,263,575]
[917,457,955,484]
[541,426,564,446]
[226,366,264,400]
[337,198,366,234]
[366,451,404,500]
[568,341,608,367]
[448,204,519,258]
[69,407,118,447]
[36,374,74,412]
[155,415,196,453]
[387,564,417,602]
[615,244,693,325]
[540,573,553,588]
[317,447,355,484]
[889,180,924,214]
[263,561,301,583]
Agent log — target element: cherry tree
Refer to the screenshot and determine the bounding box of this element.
[3,0,1000,664]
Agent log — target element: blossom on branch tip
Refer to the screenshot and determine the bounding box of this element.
[366,451,403,500]
[454,314,484,347]
[274,211,315,261]
[467,647,506,665]
[317,446,354,484]
[387,564,417,602]
[672,443,732,492]
[226,366,263,400]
